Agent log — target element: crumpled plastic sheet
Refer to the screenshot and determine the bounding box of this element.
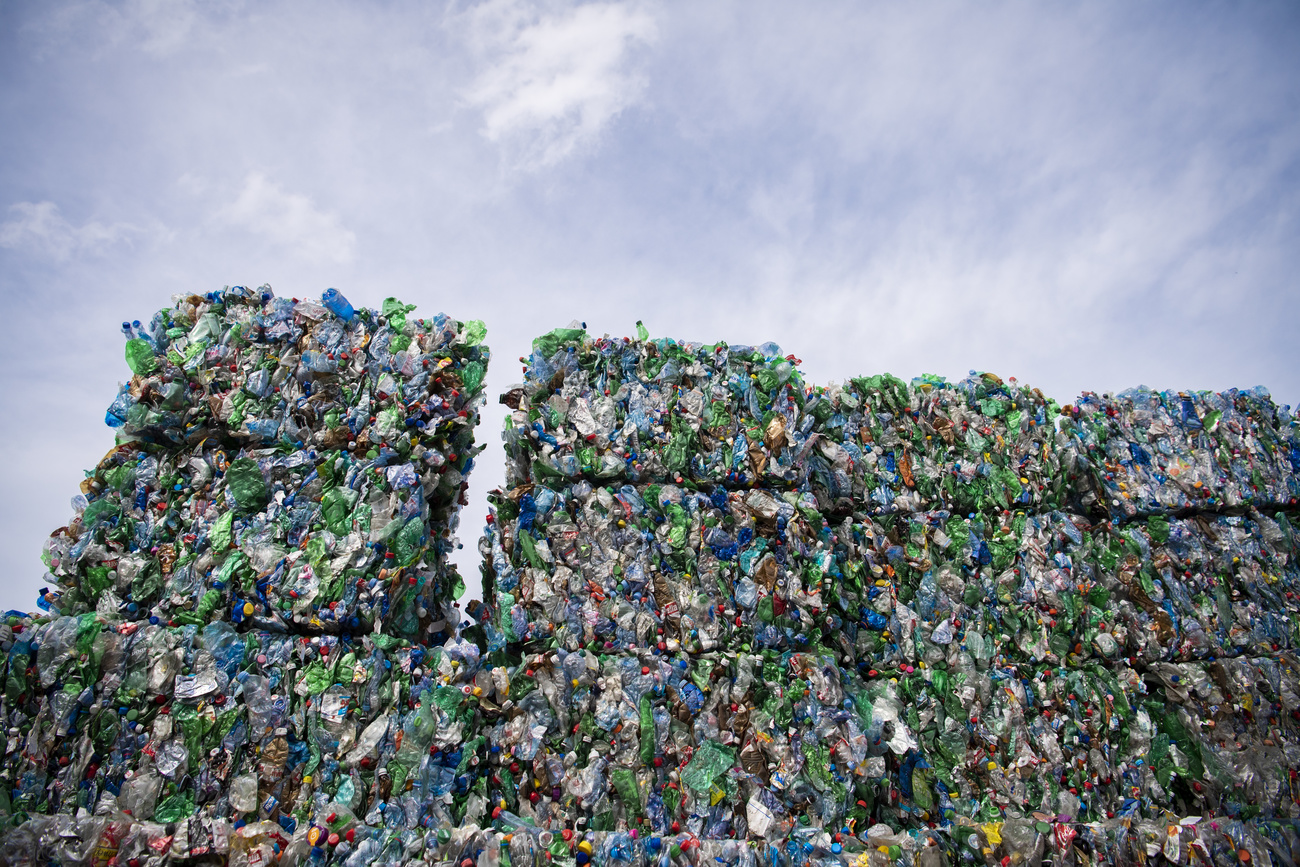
[41,286,489,639]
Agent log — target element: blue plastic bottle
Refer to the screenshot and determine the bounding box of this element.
[321,288,355,322]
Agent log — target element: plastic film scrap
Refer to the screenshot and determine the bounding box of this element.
[4,315,1300,867]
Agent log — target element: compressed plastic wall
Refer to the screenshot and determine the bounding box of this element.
[0,287,493,866]
[475,327,1300,867]
[3,314,1300,867]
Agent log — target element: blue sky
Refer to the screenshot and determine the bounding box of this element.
[1,0,1297,611]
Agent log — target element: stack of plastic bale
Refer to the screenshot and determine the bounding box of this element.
[46,286,489,637]
[1058,387,1300,522]
[476,324,1300,867]
[0,287,502,867]
[1,611,494,865]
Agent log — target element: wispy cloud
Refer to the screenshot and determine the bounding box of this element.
[1,0,1298,611]
[214,172,356,264]
[0,201,147,260]
[21,0,203,58]
[462,0,657,169]
[748,163,816,240]
[123,0,200,56]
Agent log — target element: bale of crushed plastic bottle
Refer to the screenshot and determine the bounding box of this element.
[1063,387,1300,522]
[505,327,1298,522]
[0,286,497,866]
[42,286,489,640]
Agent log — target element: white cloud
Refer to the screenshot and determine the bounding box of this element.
[1,1,1299,611]
[0,201,145,260]
[748,163,816,239]
[215,172,356,263]
[462,0,657,169]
